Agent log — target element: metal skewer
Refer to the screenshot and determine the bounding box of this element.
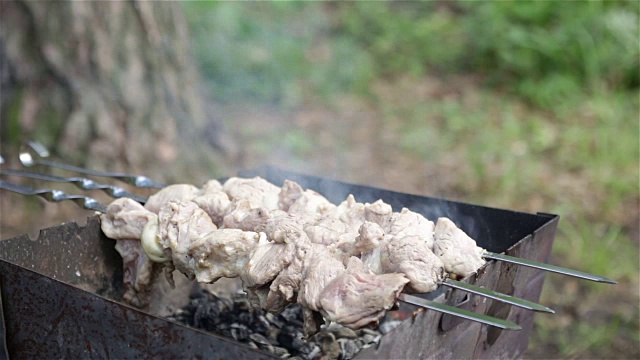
[482,252,617,284]
[441,279,554,313]
[398,294,521,330]
[0,169,148,204]
[0,179,522,331]
[19,141,165,189]
[0,180,107,213]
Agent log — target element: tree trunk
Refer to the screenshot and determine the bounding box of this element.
[0,0,226,182]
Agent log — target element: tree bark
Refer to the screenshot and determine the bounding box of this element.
[0,0,226,182]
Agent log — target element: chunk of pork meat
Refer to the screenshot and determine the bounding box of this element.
[257,209,315,244]
[304,216,358,248]
[264,241,309,313]
[191,191,231,227]
[298,244,347,312]
[330,194,366,230]
[387,208,435,250]
[319,257,408,330]
[364,200,394,229]
[352,221,385,256]
[222,199,270,231]
[433,217,485,278]
[100,198,157,240]
[114,239,154,308]
[241,239,296,288]
[287,189,337,216]
[144,184,200,214]
[188,229,265,283]
[381,235,445,293]
[157,201,218,277]
[223,176,280,210]
[278,179,304,211]
[200,179,223,194]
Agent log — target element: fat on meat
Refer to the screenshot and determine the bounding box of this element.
[381,235,445,293]
[433,217,486,278]
[319,257,409,329]
[144,184,200,214]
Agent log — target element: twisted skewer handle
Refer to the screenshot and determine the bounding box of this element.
[0,180,107,213]
[19,141,165,189]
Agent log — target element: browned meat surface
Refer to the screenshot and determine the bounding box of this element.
[433,217,485,278]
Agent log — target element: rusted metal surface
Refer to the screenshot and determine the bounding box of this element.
[0,166,559,359]
[0,217,273,359]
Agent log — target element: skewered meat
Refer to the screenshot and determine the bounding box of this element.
[99,198,158,307]
[319,257,409,329]
[191,192,231,226]
[100,198,157,240]
[387,208,435,250]
[114,239,154,308]
[434,217,486,278]
[223,176,280,210]
[99,175,491,333]
[144,184,200,214]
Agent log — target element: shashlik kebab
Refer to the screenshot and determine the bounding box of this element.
[13,142,618,285]
[98,176,548,333]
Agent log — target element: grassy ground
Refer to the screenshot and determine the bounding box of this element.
[184,2,639,358]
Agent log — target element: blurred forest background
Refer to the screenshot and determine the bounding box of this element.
[1,1,639,359]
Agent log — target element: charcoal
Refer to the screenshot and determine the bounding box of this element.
[250,333,272,347]
[230,323,250,341]
[337,338,360,360]
[271,346,290,358]
[168,288,396,359]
